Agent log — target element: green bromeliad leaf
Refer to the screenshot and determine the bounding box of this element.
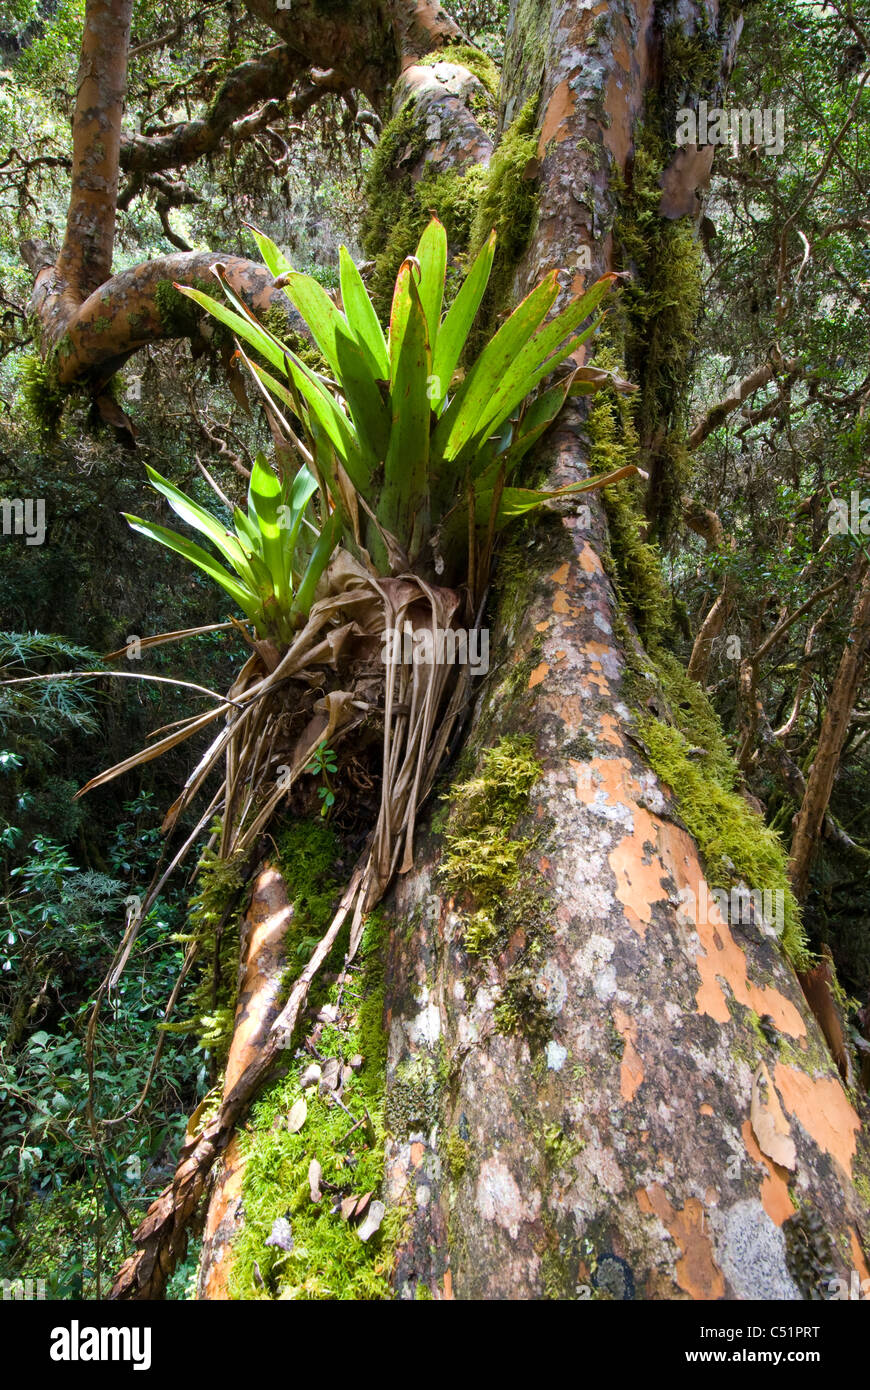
[164,216,630,602]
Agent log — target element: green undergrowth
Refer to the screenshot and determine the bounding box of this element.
[636,649,809,968]
[227,820,402,1300]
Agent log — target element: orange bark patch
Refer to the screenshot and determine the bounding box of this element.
[613,1006,644,1101]
[224,867,292,1094]
[576,543,603,575]
[537,81,576,153]
[596,712,623,748]
[549,562,571,585]
[688,887,806,1038]
[699,1103,714,1116]
[410,1141,425,1168]
[609,804,669,938]
[603,70,633,170]
[637,1184,725,1299]
[741,1119,794,1227]
[850,1228,870,1283]
[528,661,548,689]
[772,1063,861,1178]
[570,760,595,803]
[552,589,578,615]
[199,1134,248,1300]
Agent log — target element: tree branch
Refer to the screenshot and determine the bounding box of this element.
[56,0,134,300]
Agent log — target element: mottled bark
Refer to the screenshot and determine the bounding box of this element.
[31,251,305,387]
[56,0,133,301]
[196,866,292,1299]
[377,0,870,1300]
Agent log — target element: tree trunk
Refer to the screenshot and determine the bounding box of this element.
[76,0,870,1298]
[789,560,870,900]
[374,0,870,1299]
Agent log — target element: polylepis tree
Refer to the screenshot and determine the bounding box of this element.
[23,0,870,1300]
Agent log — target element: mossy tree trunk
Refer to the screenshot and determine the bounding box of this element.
[93,0,870,1299]
[373,0,870,1300]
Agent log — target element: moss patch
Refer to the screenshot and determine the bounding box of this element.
[419,44,500,100]
[586,367,672,647]
[227,817,402,1299]
[467,97,540,351]
[636,649,809,968]
[612,124,703,543]
[18,349,68,429]
[362,96,487,317]
[160,843,248,1065]
[440,734,543,956]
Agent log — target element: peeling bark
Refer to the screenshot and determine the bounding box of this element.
[111,861,291,1301]
[381,406,870,1300]
[56,0,133,301]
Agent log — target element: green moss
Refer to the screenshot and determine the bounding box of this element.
[586,382,672,647]
[362,97,487,318]
[661,22,722,115]
[420,44,500,100]
[634,652,809,969]
[611,123,703,543]
[274,819,345,989]
[155,279,201,336]
[155,278,233,355]
[228,898,402,1300]
[362,92,539,339]
[541,1120,584,1168]
[440,734,543,956]
[160,842,248,1063]
[492,940,551,1040]
[443,1128,470,1181]
[18,349,67,429]
[467,97,540,351]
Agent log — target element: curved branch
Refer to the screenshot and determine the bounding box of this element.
[688,355,802,450]
[119,44,307,175]
[31,251,304,388]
